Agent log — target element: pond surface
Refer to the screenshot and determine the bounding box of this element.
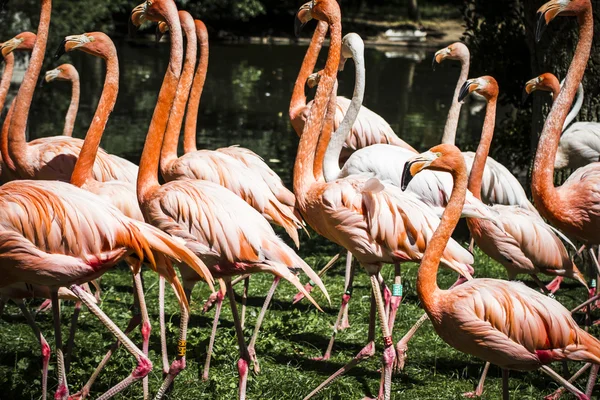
[8,39,487,187]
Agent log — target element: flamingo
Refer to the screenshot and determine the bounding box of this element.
[2,1,138,184]
[292,2,475,398]
[0,32,36,183]
[458,75,588,397]
[524,72,600,170]
[289,17,416,162]
[401,143,599,400]
[129,2,329,399]
[303,33,501,367]
[155,11,305,378]
[42,63,79,137]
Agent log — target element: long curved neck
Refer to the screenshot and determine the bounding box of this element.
[441,55,469,145]
[1,99,16,171]
[418,159,467,313]
[70,53,118,187]
[323,51,365,182]
[0,54,14,113]
[467,98,496,199]
[314,78,338,179]
[293,18,342,197]
[63,74,80,137]
[532,9,593,211]
[562,82,583,131]
[8,0,51,176]
[289,21,328,134]
[183,20,208,154]
[160,15,197,176]
[137,5,184,206]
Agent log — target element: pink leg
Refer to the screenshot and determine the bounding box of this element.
[314,259,355,361]
[225,279,251,400]
[292,252,341,304]
[303,291,377,400]
[339,251,355,331]
[133,273,151,400]
[69,284,151,400]
[240,277,249,329]
[154,282,190,400]
[248,276,281,374]
[585,364,598,398]
[15,299,50,400]
[70,315,141,400]
[51,290,69,400]
[159,276,169,376]
[65,300,82,374]
[202,288,225,381]
[544,363,591,400]
[463,362,490,398]
[370,273,395,400]
[546,276,564,294]
[468,237,475,253]
[36,299,52,314]
[395,313,428,372]
[541,365,590,400]
[387,263,402,334]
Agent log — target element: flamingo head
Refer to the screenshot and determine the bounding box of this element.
[1,31,36,57]
[43,64,78,86]
[536,0,590,42]
[55,32,114,61]
[130,0,178,36]
[295,0,340,37]
[432,42,469,70]
[522,73,560,103]
[458,76,499,102]
[339,32,363,71]
[401,144,464,190]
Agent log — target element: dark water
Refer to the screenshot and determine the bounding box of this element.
[10,39,486,187]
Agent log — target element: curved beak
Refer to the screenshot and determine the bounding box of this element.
[432,48,449,71]
[401,151,438,191]
[44,68,61,86]
[458,80,478,103]
[536,0,563,42]
[129,2,148,38]
[155,25,164,43]
[54,39,67,60]
[521,78,538,105]
[0,37,20,58]
[295,1,314,37]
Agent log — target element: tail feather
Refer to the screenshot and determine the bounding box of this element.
[131,220,215,292]
[265,262,324,312]
[267,200,303,248]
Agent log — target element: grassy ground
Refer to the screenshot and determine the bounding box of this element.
[0,238,597,399]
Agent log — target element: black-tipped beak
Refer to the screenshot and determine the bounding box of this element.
[294,15,306,38]
[129,16,139,38]
[54,39,67,61]
[431,55,437,71]
[521,88,530,106]
[155,26,164,43]
[458,81,473,103]
[535,12,548,43]
[401,161,415,191]
[39,74,46,88]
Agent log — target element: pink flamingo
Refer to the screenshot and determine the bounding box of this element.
[525,72,600,170]
[155,12,305,378]
[43,63,79,137]
[129,2,328,398]
[2,1,138,184]
[402,143,599,400]
[458,75,588,397]
[292,2,475,398]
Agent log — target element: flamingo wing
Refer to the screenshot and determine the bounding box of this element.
[26,136,138,183]
[556,122,600,170]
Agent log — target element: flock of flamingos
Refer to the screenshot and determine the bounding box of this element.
[1,0,600,398]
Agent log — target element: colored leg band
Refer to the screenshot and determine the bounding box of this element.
[383,336,393,347]
[177,340,187,357]
[392,283,403,297]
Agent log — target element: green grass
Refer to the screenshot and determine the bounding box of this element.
[0,243,597,399]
